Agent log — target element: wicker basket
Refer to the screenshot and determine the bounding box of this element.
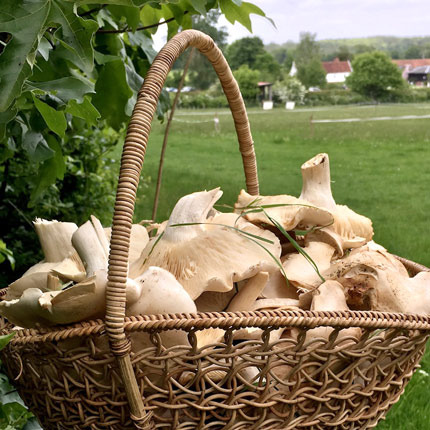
[1,30,430,430]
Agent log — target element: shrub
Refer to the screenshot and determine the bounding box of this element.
[233,65,260,102]
[273,77,306,104]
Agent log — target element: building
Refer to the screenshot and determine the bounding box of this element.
[392,59,430,79]
[321,58,352,83]
[407,66,430,86]
[392,59,430,85]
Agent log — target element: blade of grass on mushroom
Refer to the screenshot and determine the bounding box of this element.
[234,203,335,228]
[170,221,290,287]
[261,209,326,284]
[169,222,275,244]
[294,222,335,236]
[141,231,165,266]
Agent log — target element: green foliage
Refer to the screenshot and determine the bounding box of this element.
[219,0,269,32]
[294,32,327,88]
[297,58,327,89]
[233,65,260,101]
[303,89,368,106]
[0,240,15,269]
[346,51,405,100]
[173,10,229,90]
[273,77,306,104]
[227,35,281,84]
[177,92,229,109]
[254,51,282,82]
[336,44,353,61]
[0,3,271,427]
[0,0,268,282]
[227,36,265,70]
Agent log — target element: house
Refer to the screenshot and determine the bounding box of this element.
[407,65,430,87]
[321,58,352,83]
[290,58,352,83]
[392,59,430,85]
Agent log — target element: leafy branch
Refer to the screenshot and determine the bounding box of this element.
[97,11,189,34]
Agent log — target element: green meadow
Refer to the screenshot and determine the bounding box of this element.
[133,103,430,267]
[123,103,430,429]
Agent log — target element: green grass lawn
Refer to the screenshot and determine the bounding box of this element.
[114,103,430,429]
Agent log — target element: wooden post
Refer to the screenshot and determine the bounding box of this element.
[151,48,195,222]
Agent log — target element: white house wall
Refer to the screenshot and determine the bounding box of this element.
[326,72,351,83]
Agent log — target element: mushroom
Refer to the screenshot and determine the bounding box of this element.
[234,189,334,232]
[299,153,373,244]
[0,270,142,328]
[196,272,271,348]
[128,267,197,350]
[130,189,281,300]
[6,219,86,300]
[260,268,299,300]
[335,258,430,315]
[282,241,336,291]
[305,280,361,346]
[72,216,109,276]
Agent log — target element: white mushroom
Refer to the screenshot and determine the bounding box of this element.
[130,189,281,300]
[282,242,336,291]
[336,260,430,315]
[234,189,334,232]
[72,217,109,276]
[0,270,141,327]
[196,272,270,348]
[128,267,197,350]
[6,219,86,299]
[299,153,373,244]
[306,280,361,346]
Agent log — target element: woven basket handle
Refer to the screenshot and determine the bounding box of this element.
[106,30,258,428]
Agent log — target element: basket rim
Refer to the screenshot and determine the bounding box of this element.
[3,308,430,345]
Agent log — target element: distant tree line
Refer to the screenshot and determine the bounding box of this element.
[169,23,428,102]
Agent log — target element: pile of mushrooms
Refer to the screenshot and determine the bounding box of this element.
[1,153,429,356]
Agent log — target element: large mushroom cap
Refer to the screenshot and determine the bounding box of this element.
[234,190,334,231]
[128,267,197,350]
[282,241,335,291]
[130,189,281,300]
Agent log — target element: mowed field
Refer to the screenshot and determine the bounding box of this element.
[123,103,430,429]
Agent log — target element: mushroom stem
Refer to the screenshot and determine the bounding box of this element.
[34,219,80,263]
[72,218,108,276]
[299,153,337,211]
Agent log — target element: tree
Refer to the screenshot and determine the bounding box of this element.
[254,51,282,82]
[353,44,376,55]
[173,10,228,90]
[404,45,422,59]
[0,0,272,426]
[294,32,326,88]
[297,58,326,89]
[226,36,265,70]
[233,65,260,101]
[346,51,405,100]
[0,0,270,283]
[294,32,320,65]
[336,45,353,61]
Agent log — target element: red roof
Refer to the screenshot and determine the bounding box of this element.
[322,58,352,74]
[393,59,430,69]
[258,82,272,87]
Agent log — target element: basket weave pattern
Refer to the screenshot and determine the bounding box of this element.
[1,30,430,429]
[2,310,430,429]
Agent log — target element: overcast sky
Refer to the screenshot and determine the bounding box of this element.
[152,0,430,50]
[219,0,430,44]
